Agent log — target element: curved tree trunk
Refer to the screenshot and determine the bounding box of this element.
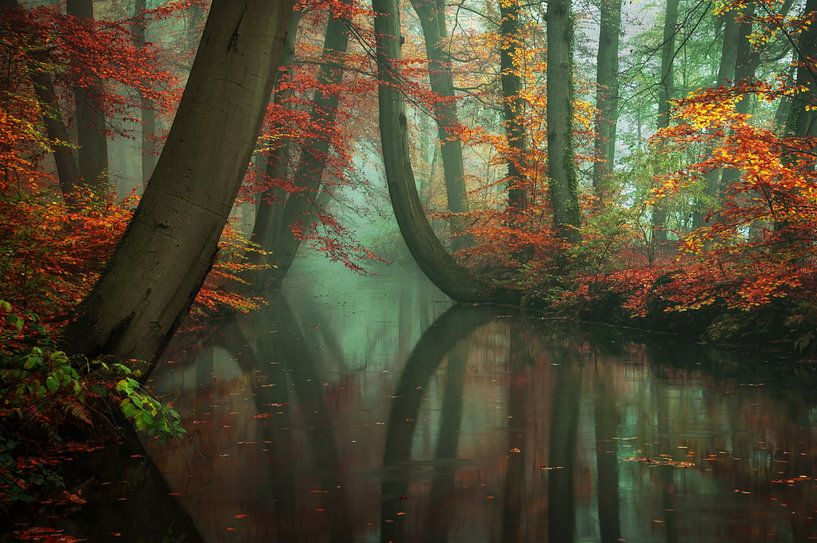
[547,0,582,244]
[650,0,680,244]
[67,0,109,188]
[409,0,470,229]
[372,0,487,303]
[62,0,295,363]
[592,0,621,207]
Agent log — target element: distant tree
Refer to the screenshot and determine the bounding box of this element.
[651,0,680,243]
[67,0,109,188]
[547,0,581,244]
[593,0,622,206]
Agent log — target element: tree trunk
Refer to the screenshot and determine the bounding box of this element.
[61,0,295,363]
[719,6,760,189]
[592,0,621,206]
[1,0,80,198]
[409,0,470,226]
[249,11,301,291]
[261,10,351,288]
[651,0,680,244]
[547,0,582,244]
[67,0,109,188]
[499,0,530,219]
[132,0,156,189]
[29,67,80,198]
[372,0,488,303]
[692,8,740,228]
[786,0,817,139]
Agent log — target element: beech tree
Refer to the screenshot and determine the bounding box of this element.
[593,0,622,206]
[498,0,530,220]
[409,0,470,228]
[62,0,295,363]
[372,0,487,302]
[67,0,109,188]
[651,0,680,244]
[132,0,156,188]
[547,0,581,244]
[253,9,352,290]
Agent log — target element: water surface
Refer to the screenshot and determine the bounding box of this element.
[140,258,817,542]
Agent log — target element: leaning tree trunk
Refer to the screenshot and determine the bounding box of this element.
[259,9,351,288]
[372,0,487,303]
[592,0,621,207]
[132,0,156,189]
[650,0,680,244]
[498,0,530,219]
[62,0,295,363]
[67,0,109,188]
[547,0,582,244]
[409,0,470,226]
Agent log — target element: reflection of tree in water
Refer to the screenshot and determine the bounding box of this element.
[218,292,354,542]
[380,305,494,543]
[145,304,817,542]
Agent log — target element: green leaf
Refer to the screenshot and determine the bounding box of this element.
[46,375,59,393]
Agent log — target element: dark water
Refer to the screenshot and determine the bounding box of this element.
[124,260,817,541]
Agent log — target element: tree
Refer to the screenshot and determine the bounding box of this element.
[132,0,156,188]
[61,0,295,363]
[409,0,470,231]
[254,8,352,290]
[593,0,622,206]
[67,0,109,188]
[547,0,582,244]
[785,0,817,139]
[651,0,680,244]
[693,6,741,228]
[372,0,488,302]
[499,0,530,220]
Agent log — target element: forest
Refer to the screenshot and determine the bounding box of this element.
[1,0,817,540]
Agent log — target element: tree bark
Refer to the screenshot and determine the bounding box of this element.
[499,0,530,219]
[592,0,621,206]
[547,0,582,244]
[132,0,156,189]
[719,6,760,189]
[62,0,295,363]
[67,0,109,188]
[409,0,470,224]
[259,10,351,288]
[1,0,80,198]
[650,0,680,244]
[692,8,740,228]
[372,0,487,303]
[249,11,301,291]
[786,0,817,139]
[29,67,80,198]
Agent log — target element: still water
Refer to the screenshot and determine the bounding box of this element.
[104,259,817,541]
